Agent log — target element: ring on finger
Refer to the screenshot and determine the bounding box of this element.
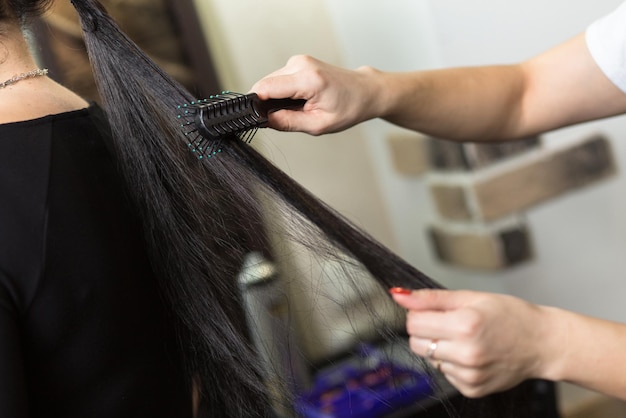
[426,339,438,360]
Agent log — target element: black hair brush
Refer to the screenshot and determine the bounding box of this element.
[177,92,305,159]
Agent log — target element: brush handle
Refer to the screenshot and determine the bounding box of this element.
[253,97,307,116]
[193,93,307,141]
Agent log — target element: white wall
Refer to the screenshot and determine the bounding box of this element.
[194,0,626,407]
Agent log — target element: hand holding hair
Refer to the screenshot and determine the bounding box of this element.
[250,55,386,135]
[390,289,554,398]
[390,288,626,401]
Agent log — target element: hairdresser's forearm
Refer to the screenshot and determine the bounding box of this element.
[375,33,626,141]
[373,65,528,141]
[539,307,626,400]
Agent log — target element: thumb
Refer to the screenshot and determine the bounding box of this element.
[251,73,307,101]
[390,288,474,312]
[266,107,328,135]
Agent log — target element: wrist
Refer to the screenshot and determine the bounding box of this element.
[532,305,570,382]
[375,70,429,129]
[354,66,394,122]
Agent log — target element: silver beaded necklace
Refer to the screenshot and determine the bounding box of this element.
[0,68,49,89]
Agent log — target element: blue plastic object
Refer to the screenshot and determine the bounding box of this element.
[295,346,434,418]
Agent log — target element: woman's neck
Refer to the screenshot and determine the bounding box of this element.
[0,20,40,82]
[0,19,89,124]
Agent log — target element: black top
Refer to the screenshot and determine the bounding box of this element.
[0,106,192,417]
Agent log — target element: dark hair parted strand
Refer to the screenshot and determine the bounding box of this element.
[7,0,544,416]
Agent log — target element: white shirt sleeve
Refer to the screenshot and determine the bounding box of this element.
[586,1,626,93]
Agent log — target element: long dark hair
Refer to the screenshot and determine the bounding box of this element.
[5,1,543,417]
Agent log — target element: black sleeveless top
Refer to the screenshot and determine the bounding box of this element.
[0,105,192,417]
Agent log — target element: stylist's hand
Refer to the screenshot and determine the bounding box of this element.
[390,288,559,398]
[250,55,385,135]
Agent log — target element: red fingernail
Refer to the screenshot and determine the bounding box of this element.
[389,287,412,295]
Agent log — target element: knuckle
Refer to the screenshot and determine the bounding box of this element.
[458,345,488,368]
[288,54,309,65]
[288,54,318,70]
[405,311,424,335]
[406,310,418,325]
[306,67,328,90]
[458,310,483,338]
